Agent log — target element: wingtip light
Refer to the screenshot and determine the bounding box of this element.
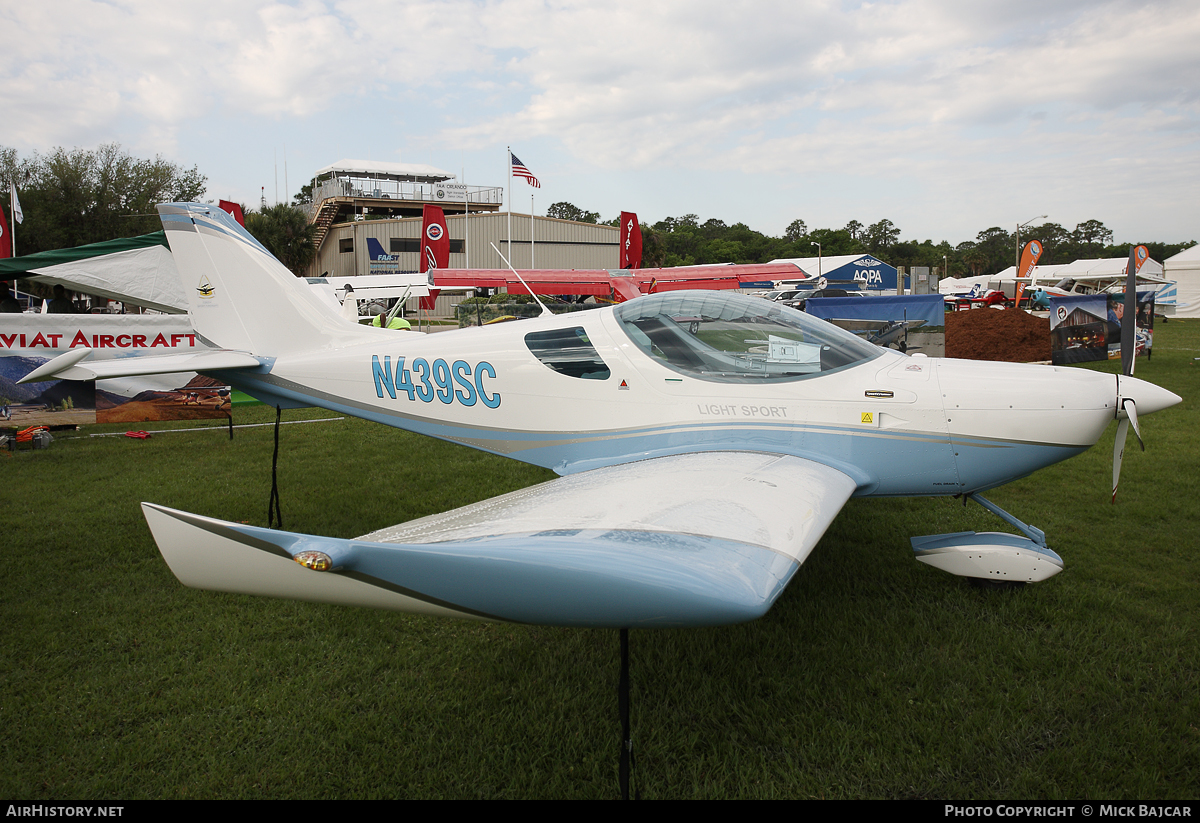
[293,550,334,572]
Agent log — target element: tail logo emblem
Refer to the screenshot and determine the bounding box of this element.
[197,276,215,299]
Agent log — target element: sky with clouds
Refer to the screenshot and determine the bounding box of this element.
[2,0,1198,245]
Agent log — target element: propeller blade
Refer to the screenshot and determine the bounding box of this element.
[1124,398,1144,451]
[1112,417,1130,504]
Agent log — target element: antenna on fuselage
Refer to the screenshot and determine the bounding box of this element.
[490,242,552,318]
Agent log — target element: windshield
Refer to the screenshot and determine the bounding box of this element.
[614,291,882,383]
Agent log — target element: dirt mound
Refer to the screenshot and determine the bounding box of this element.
[945,307,1051,362]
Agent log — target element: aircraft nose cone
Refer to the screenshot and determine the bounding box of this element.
[1121,376,1182,416]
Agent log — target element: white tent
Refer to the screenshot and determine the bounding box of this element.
[0,233,188,313]
[24,245,186,313]
[942,257,1170,300]
[1164,244,1200,318]
[1045,257,1164,279]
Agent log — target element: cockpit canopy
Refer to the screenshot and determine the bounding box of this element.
[614,291,882,383]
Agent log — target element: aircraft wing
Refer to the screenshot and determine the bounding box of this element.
[144,452,857,628]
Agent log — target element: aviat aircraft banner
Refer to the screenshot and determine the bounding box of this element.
[1,314,230,426]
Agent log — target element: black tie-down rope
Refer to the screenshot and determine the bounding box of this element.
[619,627,637,800]
[267,405,283,529]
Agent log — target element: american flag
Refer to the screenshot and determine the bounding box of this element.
[510,152,541,188]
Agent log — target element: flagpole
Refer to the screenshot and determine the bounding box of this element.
[530,192,535,269]
[506,147,512,266]
[463,168,469,269]
[10,183,17,257]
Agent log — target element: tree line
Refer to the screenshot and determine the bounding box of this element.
[1,144,318,276]
[2,146,1192,281]
[1,144,206,254]
[547,202,1195,277]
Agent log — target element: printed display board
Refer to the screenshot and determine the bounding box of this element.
[1,314,230,427]
[1048,293,1155,365]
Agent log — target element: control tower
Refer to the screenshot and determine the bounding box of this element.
[303,159,503,250]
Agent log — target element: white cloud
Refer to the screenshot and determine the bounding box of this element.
[1,0,1196,239]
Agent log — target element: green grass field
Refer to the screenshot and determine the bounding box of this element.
[3,322,1198,799]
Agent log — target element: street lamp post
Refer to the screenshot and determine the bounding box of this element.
[1016,215,1047,271]
[811,241,822,281]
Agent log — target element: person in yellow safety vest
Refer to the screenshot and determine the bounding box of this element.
[371,313,411,330]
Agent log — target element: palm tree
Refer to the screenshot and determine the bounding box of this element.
[245,204,317,276]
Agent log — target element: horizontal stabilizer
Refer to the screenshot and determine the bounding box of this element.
[18,349,261,384]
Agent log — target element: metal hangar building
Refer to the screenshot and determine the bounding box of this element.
[304,159,620,278]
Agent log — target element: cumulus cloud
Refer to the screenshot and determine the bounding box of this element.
[1,0,1196,237]
[10,0,1195,158]
[455,0,1200,172]
[0,0,491,147]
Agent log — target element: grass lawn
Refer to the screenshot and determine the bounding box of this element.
[2,321,1197,799]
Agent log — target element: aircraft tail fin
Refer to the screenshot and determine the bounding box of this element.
[159,203,371,355]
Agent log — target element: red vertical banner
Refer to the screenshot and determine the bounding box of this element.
[218,200,246,227]
[421,205,449,275]
[619,211,642,269]
[0,207,10,259]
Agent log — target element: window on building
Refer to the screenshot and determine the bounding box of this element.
[390,238,466,253]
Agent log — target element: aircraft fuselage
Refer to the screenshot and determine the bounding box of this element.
[217,294,1144,499]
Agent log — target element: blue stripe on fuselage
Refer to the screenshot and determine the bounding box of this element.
[216,370,1082,497]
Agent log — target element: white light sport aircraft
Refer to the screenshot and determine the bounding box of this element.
[24,204,1181,628]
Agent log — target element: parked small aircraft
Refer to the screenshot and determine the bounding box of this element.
[822,317,926,352]
[23,204,1181,628]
